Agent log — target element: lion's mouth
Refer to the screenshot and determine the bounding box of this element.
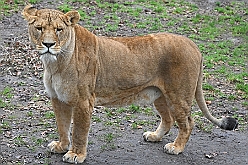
[36,45,61,55]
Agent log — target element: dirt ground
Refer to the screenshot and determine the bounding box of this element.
[0,0,248,165]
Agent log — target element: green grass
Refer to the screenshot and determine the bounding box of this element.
[103,133,115,143]
[202,83,215,91]
[29,0,39,4]
[128,104,142,113]
[1,86,14,99]
[193,115,214,133]
[35,138,44,146]
[236,84,248,98]
[0,0,26,17]
[27,111,33,117]
[58,4,73,12]
[0,98,8,108]
[14,135,26,146]
[1,121,11,129]
[92,116,102,122]
[99,132,117,151]
[131,120,156,129]
[0,86,14,109]
[44,111,55,119]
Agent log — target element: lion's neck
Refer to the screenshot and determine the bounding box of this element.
[40,54,60,74]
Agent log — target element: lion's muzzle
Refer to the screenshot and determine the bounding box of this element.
[37,42,61,55]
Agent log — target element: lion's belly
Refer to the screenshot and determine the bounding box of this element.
[95,86,162,107]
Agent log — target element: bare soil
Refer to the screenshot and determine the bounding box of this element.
[0,0,247,165]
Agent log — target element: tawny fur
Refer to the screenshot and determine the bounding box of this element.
[22,5,238,164]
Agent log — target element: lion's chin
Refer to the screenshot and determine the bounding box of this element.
[40,53,58,62]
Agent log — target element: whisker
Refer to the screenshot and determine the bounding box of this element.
[61,49,73,53]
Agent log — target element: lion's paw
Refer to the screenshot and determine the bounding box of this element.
[143,131,162,142]
[47,141,68,153]
[63,151,86,164]
[163,143,183,155]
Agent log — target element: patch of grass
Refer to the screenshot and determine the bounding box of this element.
[143,107,154,116]
[43,121,52,128]
[104,133,115,143]
[202,83,215,91]
[27,111,33,117]
[0,86,14,109]
[100,132,117,150]
[131,122,138,129]
[92,116,102,122]
[29,0,39,4]
[174,7,183,14]
[14,135,26,146]
[154,5,164,13]
[192,111,204,117]
[58,4,73,12]
[131,120,155,129]
[0,0,25,17]
[194,117,214,133]
[1,86,14,99]
[48,133,59,140]
[236,83,248,98]
[104,108,115,118]
[104,121,113,126]
[0,98,8,108]
[32,95,40,101]
[1,120,11,129]
[35,138,44,146]
[88,141,94,145]
[78,9,90,20]
[203,123,214,133]
[242,101,248,107]
[116,107,126,113]
[228,94,237,101]
[44,111,55,119]
[105,23,118,32]
[227,73,246,83]
[129,104,142,113]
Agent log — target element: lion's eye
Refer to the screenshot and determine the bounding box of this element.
[36,27,42,31]
[57,28,63,32]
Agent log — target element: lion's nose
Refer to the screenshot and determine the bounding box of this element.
[42,42,56,48]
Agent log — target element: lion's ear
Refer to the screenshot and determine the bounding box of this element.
[22,5,37,24]
[64,10,80,26]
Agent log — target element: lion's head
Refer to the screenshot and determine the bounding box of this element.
[22,5,80,55]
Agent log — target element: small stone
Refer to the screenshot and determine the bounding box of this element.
[137,125,143,129]
[15,155,22,159]
[206,101,211,105]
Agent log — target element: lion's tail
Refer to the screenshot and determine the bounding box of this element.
[195,58,238,130]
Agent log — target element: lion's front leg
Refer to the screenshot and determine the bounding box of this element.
[62,98,93,164]
[48,98,72,153]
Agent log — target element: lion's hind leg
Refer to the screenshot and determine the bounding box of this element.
[163,100,194,155]
[143,96,174,142]
[48,98,72,153]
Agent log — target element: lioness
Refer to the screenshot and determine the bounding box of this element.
[22,5,238,164]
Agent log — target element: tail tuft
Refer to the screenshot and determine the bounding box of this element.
[220,117,238,130]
